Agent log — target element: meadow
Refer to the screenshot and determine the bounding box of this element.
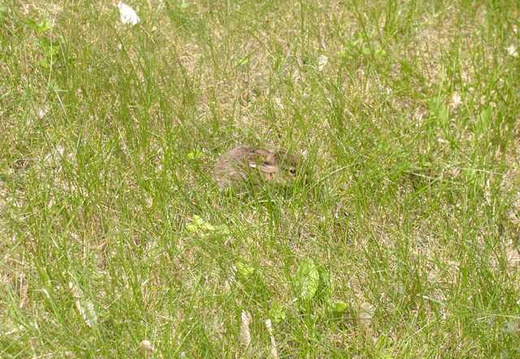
[1,0,519,357]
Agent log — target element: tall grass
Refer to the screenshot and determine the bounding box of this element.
[1,0,519,357]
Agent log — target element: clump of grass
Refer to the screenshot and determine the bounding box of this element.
[1,0,519,357]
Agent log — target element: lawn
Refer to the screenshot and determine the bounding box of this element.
[1,0,519,357]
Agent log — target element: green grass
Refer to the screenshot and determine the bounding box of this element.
[1,0,519,357]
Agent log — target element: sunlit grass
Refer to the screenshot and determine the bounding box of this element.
[1,0,519,357]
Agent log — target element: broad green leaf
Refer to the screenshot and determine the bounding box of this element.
[294,259,320,301]
[236,261,255,280]
[331,301,348,313]
[269,302,286,324]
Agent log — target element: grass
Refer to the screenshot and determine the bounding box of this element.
[1,0,519,357]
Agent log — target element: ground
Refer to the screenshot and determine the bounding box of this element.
[0,0,519,358]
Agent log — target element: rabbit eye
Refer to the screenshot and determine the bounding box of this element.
[289,168,296,176]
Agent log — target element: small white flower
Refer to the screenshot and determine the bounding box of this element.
[317,54,328,71]
[449,91,462,109]
[37,107,48,119]
[117,2,140,26]
[138,340,155,353]
[506,45,518,57]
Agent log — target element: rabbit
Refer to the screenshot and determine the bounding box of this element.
[214,146,300,190]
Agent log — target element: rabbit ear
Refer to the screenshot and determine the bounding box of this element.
[255,149,278,165]
[247,152,263,168]
[249,149,274,166]
[260,164,278,174]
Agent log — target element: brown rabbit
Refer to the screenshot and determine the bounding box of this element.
[214,146,299,190]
